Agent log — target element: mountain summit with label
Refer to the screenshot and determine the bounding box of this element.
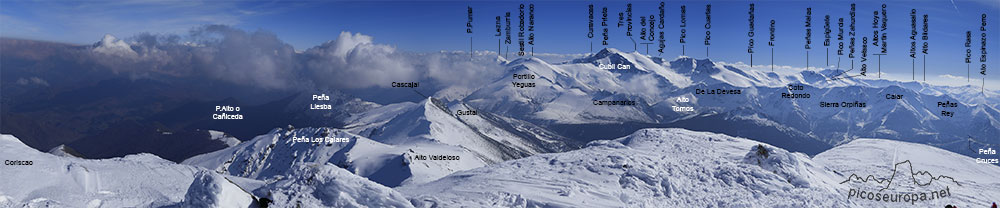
[2,30,997,207]
[465,48,1000,157]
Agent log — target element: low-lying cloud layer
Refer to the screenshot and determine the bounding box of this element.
[90,25,504,90]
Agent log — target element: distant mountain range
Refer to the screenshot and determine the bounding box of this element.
[461,47,1000,157]
[4,36,998,164]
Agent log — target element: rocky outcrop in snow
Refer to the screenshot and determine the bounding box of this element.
[253,163,413,208]
[172,171,256,208]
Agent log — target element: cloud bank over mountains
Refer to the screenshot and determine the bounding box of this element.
[89,25,504,90]
[38,23,997,93]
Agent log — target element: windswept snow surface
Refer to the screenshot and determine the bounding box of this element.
[816,139,1000,207]
[4,127,998,207]
[0,134,199,207]
[400,128,852,207]
[253,163,414,208]
[400,128,1000,207]
[169,171,255,208]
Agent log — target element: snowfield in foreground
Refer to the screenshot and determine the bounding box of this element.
[2,127,998,207]
[253,163,414,208]
[399,128,852,207]
[0,134,199,207]
[399,128,999,207]
[815,139,1000,207]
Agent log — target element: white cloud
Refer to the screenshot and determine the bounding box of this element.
[84,27,505,91]
[77,26,1000,92]
[938,74,966,80]
[16,77,50,87]
[302,31,417,89]
[2,1,311,46]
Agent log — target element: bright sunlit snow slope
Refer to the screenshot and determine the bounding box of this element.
[186,96,577,188]
[346,97,576,161]
[399,128,851,207]
[252,163,414,208]
[0,134,199,207]
[183,126,489,188]
[815,139,1000,207]
[399,128,1000,207]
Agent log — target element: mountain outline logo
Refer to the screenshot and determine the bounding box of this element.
[839,159,961,192]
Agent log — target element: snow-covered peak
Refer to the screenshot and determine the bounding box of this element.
[575,48,634,61]
[184,127,392,180]
[575,48,628,62]
[361,97,533,162]
[495,54,508,63]
[92,34,138,57]
[667,56,696,72]
[184,126,490,187]
[572,48,654,74]
[667,57,719,75]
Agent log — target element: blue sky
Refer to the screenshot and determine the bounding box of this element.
[2,0,998,89]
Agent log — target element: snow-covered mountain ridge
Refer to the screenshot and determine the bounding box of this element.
[4,126,998,207]
[184,97,578,188]
[463,48,999,157]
